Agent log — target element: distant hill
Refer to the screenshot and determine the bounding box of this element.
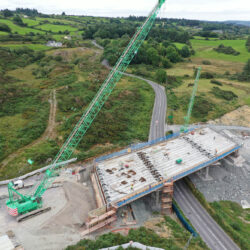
[225,20,250,27]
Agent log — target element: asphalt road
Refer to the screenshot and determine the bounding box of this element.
[132,74,240,250]
[92,40,240,250]
[174,180,240,250]
[122,73,167,141]
[145,80,240,250]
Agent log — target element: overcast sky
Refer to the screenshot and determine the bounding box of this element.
[1,0,250,21]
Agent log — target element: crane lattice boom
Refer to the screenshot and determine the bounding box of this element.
[6,0,167,216]
[181,67,201,132]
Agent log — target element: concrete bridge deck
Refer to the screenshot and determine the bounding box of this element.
[94,127,240,207]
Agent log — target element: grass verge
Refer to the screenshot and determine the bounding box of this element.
[66,219,207,250]
[184,177,250,250]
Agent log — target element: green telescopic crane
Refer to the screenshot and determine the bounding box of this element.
[180,67,201,133]
[6,0,167,218]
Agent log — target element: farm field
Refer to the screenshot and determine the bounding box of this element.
[36,23,78,33]
[21,18,40,26]
[191,39,250,63]
[0,43,50,50]
[0,18,45,34]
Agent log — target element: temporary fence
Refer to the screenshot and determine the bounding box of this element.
[172,202,198,237]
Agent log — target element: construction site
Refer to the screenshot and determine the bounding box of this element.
[83,127,240,233]
[0,0,249,250]
[1,125,247,250]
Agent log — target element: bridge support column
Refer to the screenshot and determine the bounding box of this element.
[161,182,174,215]
[201,167,213,181]
[205,167,209,179]
[156,190,160,206]
[232,149,239,158]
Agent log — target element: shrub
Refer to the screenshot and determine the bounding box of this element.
[155,69,167,84]
[54,55,63,62]
[180,45,191,58]
[210,79,223,86]
[162,58,172,68]
[166,130,173,136]
[0,23,11,32]
[210,87,238,101]
[200,72,214,79]
[202,60,211,65]
[214,44,240,56]
[13,15,26,26]
[192,96,214,119]
[245,36,250,52]
[238,59,250,82]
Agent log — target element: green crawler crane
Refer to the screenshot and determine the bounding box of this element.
[180,67,202,133]
[6,0,167,219]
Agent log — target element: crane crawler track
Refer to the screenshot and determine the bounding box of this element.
[17,207,51,222]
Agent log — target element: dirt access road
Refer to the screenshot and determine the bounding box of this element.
[0,89,57,168]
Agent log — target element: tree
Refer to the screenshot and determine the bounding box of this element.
[241,59,250,81]
[155,69,167,84]
[3,9,13,17]
[62,12,66,16]
[243,59,250,75]
[180,45,191,58]
[162,58,172,68]
[166,46,182,63]
[13,15,25,26]
[147,47,160,67]
[246,36,250,52]
[0,23,11,32]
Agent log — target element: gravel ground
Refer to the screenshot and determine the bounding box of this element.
[189,129,250,206]
[0,164,97,250]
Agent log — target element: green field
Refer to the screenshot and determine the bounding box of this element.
[0,19,44,35]
[36,23,78,33]
[36,17,78,25]
[174,42,186,49]
[0,43,50,51]
[0,31,8,35]
[21,18,41,26]
[52,34,67,41]
[191,39,250,63]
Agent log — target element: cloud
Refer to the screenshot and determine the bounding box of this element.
[0,0,250,21]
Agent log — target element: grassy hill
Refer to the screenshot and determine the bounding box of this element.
[0,10,249,179]
[0,44,154,180]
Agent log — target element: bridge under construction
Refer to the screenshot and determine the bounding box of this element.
[82,127,240,235]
